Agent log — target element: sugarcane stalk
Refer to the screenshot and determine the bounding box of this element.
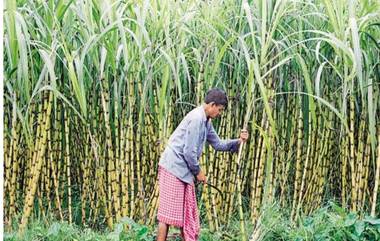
[371,128,380,217]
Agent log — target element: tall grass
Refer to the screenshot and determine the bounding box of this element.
[3,0,380,239]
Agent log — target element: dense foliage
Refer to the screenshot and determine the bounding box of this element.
[3,0,380,239]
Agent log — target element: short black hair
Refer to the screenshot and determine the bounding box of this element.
[205,88,228,107]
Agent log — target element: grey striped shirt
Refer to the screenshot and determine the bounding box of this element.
[159,105,240,184]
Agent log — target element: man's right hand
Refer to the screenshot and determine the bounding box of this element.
[196,170,207,184]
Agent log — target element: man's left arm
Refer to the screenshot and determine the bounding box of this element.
[207,124,248,152]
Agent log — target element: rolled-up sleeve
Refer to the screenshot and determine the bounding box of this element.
[207,124,240,152]
[183,119,201,175]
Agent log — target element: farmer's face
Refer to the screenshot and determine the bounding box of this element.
[210,103,225,119]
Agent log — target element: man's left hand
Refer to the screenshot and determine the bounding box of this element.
[239,129,249,143]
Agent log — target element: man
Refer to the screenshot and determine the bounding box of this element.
[156,88,249,241]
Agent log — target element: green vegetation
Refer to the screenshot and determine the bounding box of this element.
[3,0,380,240]
[5,203,380,240]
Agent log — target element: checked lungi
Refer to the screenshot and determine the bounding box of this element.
[157,167,200,241]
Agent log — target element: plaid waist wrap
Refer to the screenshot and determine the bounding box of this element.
[157,167,200,241]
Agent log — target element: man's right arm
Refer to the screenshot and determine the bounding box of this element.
[183,118,201,176]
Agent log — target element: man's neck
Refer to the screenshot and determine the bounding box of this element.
[202,103,211,119]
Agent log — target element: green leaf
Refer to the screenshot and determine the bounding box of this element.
[364,216,380,226]
[210,35,236,83]
[47,222,60,236]
[330,202,345,217]
[344,213,357,227]
[354,221,365,236]
[137,227,148,238]
[56,0,75,21]
[348,232,360,241]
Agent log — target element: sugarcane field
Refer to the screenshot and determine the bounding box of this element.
[2,0,380,240]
